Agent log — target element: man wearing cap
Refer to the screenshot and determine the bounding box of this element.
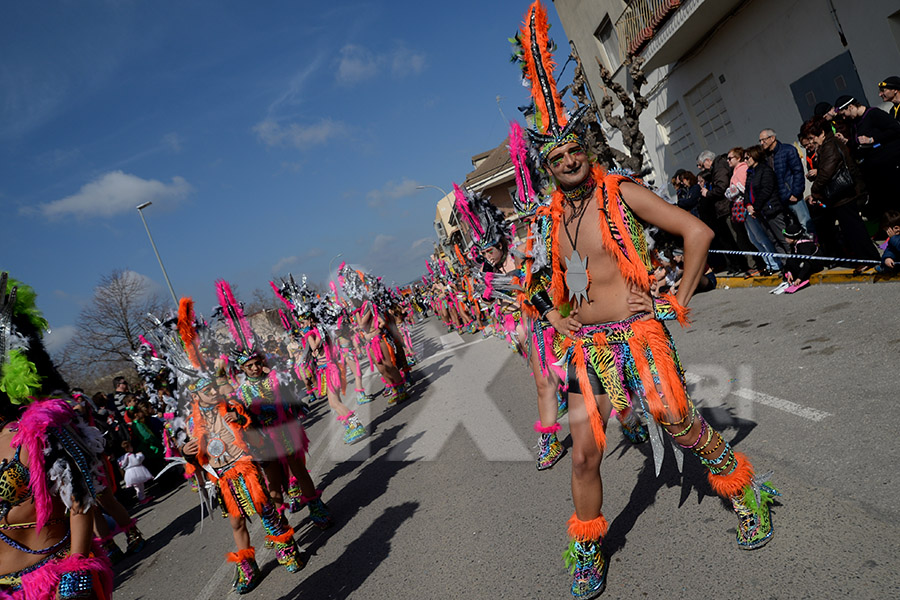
[836,94,900,216]
[878,76,900,121]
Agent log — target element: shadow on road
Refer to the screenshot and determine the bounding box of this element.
[604,405,757,557]
[113,490,202,588]
[278,428,425,598]
[276,502,419,600]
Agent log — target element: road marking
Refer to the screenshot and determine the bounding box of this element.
[423,336,487,363]
[439,332,464,349]
[732,387,832,422]
[685,371,832,422]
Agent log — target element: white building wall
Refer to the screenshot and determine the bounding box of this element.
[554,0,900,189]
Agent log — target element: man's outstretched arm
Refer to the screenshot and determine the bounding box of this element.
[620,181,714,307]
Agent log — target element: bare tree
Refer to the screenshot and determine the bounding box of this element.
[565,41,649,176]
[62,270,168,377]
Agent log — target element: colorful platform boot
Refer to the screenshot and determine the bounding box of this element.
[388,382,409,406]
[355,387,373,405]
[301,489,334,530]
[227,547,261,594]
[338,411,367,444]
[261,504,305,573]
[98,535,125,565]
[124,522,145,555]
[287,477,304,513]
[564,514,609,600]
[699,433,779,550]
[535,421,565,471]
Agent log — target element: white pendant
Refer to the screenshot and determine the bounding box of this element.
[565,250,590,306]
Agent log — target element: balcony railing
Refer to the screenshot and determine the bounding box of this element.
[615,0,683,58]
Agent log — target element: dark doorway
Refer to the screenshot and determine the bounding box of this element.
[789,50,869,121]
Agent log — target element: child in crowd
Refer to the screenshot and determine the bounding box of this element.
[119,440,154,504]
[877,210,900,272]
[773,220,819,294]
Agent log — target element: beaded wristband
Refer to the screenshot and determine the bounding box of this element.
[58,569,93,600]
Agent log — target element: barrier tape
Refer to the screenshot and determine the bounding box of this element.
[707,249,880,265]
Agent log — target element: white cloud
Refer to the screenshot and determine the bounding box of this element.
[253,118,347,150]
[335,43,426,85]
[366,177,421,208]
[35,171,193,219]
[391,50,426,77]
[162,132,182,153]
[337,44,379,84]
[45,325,77,354]
[272,248,325,275]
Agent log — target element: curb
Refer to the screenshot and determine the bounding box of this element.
[717,268,900,289]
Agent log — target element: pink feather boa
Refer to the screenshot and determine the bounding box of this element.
[11,399,77,532]
[15,544,113,600]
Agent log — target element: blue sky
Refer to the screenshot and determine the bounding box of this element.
[0,0,568,352]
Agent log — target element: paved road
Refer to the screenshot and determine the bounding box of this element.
[113,281,900,599]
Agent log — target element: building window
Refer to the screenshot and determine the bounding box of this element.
[594,16,620,71]
[684,75,734,148]
[656,101,697,166]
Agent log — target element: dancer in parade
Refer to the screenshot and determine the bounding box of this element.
[510,3,780,597]
[0,273,113,599]
[338,265,410,405]
[273,275,368,445]
[213,286,333,526]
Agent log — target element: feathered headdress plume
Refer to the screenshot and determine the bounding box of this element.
[215,280,255,353]
[215,280,259,365]
[453,183,509,251]
[177,297,203,370]
[515,0,588,158]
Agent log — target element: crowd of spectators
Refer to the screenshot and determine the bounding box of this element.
[666,75,900,292]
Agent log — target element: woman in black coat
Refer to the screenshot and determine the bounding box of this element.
[744,145,789,253]
[800,116,880,265]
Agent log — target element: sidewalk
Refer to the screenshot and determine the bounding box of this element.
[716,267,900,289]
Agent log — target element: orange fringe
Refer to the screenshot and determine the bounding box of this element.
[660,292,691,326]
[567,512,609,542]
[547,191,567,306]
[189,400,253,468]
[708,452,754,498]
[520,1,567,135]
[226,547,256,563]
[571,338,607,452]
[218,457,270,517]
[266,527,295,544]
[596,169,653,291]
[630,319,689,421]
[454,243,466,266]
[383,336,396,367]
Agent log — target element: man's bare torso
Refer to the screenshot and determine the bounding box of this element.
[558,189,638,325]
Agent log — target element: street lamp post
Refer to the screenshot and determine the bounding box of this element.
[136,201,178,306]
[327,252,344,282]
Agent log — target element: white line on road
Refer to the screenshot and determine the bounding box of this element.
[685,371,832,422]
[732,387,832,422]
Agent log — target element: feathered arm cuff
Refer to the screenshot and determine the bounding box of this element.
[653,293,691,325]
